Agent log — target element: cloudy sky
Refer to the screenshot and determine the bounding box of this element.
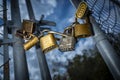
[0,0,95,79]
[1,0,119,80]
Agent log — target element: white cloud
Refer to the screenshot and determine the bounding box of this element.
[19,0,29,20]
[12,0,58,20]
[46,0,57,7]
[68,16,74,23]
[45,37,95,78]
[76,37,95,51]
[1,0,96,79]
[7,0,11,20]
[0,27,3,38]
[30,0,57,19]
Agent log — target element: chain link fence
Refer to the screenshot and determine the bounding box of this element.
[85,0,120,55]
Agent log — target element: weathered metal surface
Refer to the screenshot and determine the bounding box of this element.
[11,0,29,80]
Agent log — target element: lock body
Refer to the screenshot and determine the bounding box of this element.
[24,36,39,50]
[74,23,91,38]
[59,36,75,52]
[40,33,58,53]
[59,27,76,52]
[22,20,35,34]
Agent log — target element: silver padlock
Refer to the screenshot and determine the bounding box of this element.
[59,27,76,52]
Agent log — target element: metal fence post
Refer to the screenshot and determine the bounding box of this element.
[25,0,52,80]
[70,0,120,79]
[90,17,120,80]
[3,0,9,80]
[11,0,29,79]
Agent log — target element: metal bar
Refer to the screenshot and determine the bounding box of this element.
[0,4,3,7]
[3,0,9,80]
[111,0,120,7]
[90,17,120,80]
[25,0,52,80]
[1,39,15,45]
[0,9,8,12]
[25,0,35,20]
[70,0,120,80]
[0,58,11,68]
[0,24,4,27]
[0,52,4,56]
[36,45,52,80]
[11,0,29,80]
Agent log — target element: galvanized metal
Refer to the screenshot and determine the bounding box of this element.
[90,17,120,80]
[36,45,52,80]
[25,0,52,80]
[11,0,29,80]
[3,0,9,80]
[1,39,15,45]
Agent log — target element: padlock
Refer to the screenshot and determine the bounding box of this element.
[75,1,88,19]
[73,18,92,38]
[24,34,39,50]
[22,19,35,34]
[59,27,76,52]
[16,29,25,38]
[40,32,58,53]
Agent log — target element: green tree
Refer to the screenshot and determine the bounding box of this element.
[67,49,114,80]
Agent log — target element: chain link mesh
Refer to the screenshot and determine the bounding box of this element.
[85,0,120,54]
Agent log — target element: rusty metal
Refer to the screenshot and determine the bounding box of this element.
[22,20,35,34]
[11,0,29,79]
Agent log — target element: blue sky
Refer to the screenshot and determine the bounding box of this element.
[4,0,120,80]
[0,0,95,79]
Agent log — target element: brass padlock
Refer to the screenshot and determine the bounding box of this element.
[24,34,39,50]
[59,27,76,52]
[75,1,88,19]
[40,32,58,53]
[22,19,35,34]
[73,18,92,38]
[16,29,26,38]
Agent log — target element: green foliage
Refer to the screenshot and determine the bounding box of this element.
[67,50,114,80]
[53,48,114,80]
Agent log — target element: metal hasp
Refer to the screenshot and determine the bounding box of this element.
[70,0,120,79]
[3,0,9,80]
[11,0,29,80]
[90,17,120,80]
[25,0,52,80]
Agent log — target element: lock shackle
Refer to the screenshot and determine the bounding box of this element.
[64,26,74,37]
[72,17,90,27]
[40,29,69,37]
[49,31,68,37]
[23,33,34,40]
